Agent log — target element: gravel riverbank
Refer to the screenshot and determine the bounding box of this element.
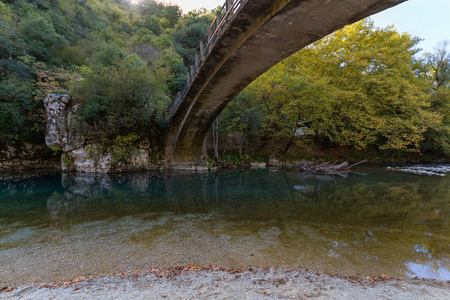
[2,267,449,299]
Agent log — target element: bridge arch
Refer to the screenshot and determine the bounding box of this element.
[165,0,405,162]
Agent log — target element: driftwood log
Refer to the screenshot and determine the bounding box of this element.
[296,160,367,175]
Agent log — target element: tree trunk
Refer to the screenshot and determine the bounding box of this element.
[212,119,219,158]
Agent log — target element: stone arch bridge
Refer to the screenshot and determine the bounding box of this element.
[165,0,405,162]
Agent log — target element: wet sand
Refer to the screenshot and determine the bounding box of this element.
[1,267,449,300]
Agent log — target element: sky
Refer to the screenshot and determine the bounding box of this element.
[165,0,449,53]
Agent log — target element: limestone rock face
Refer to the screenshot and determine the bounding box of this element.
[44,94,84,152]
[44,94,163,173]
[61,144,154,173]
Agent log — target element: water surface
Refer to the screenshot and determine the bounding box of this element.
[0,167,449,285]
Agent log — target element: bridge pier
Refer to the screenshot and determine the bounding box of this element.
[164,120,213,163]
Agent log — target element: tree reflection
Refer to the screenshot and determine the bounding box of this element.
[0,168,448,279]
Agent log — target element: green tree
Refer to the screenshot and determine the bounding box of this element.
[0,3,26,60]
[172,12,211,67]
[129,28,187,96]
[219,89,267,155]
[0,74,39,144]
[70,54,171,137]
[95,43,127,66]
[20,14,68,61]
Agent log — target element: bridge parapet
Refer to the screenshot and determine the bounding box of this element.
[171,0,245,117]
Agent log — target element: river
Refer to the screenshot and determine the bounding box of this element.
[0,166,449,286]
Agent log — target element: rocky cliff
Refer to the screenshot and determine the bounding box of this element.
[44,94,84,153]
[44,94,161,173]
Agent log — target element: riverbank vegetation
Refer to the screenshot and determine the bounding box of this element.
[0,0,449,162]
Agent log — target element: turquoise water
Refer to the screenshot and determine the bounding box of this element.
[0,167,449,285]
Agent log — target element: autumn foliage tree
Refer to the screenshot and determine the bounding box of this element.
[223,20,441,153]
[421,41,450,156]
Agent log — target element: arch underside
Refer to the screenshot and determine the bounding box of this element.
[165,0,405,162]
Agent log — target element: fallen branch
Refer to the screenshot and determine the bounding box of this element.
[348,159,368,169]
[295,160,366,175]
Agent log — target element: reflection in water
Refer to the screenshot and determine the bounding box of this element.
[407,261,450,281]
[0,167,449,285]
